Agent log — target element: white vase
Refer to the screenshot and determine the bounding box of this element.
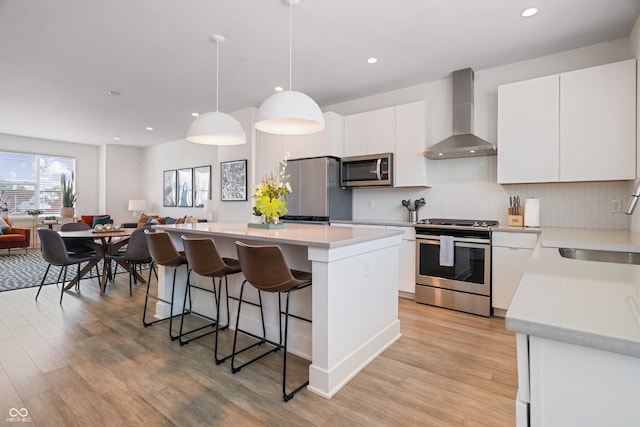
[251,214,264,224]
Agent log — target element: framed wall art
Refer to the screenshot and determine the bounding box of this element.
[220,159,247,201]
[193,165,211,208]
[177,167,193,207]
[162,169,177,207]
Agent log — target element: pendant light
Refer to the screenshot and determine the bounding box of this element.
[255,0,324,135]
[187,35,246,145]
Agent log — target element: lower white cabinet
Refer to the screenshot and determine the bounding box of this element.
[388,226,415,296]
[492,232,538,313]
[515,334,640,427]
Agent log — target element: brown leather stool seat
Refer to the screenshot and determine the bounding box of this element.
[179,235,242,363]
[144,230,187,340]
[232,241,312,402]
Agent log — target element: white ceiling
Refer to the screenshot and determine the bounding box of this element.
[1,0,638,148]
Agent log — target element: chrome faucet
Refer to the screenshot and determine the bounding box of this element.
[624,179,640,215]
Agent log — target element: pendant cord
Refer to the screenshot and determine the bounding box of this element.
[216,39,220,112]
[288,0,292,92]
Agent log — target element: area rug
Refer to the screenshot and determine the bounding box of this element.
[0,251,51,291]
[0,252,107,292]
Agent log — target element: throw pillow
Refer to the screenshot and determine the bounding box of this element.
[0,217,9,233]
[92,215,111,228]
[137,213,150,228]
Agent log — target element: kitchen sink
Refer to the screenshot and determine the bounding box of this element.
[558,248,640,265]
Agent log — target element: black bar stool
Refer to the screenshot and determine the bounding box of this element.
[232,241,312,402]
[179,235,242,364]
[143,230,187,340]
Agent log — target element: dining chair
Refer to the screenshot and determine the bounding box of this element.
[232,241,312,402]
[36,228,100,304]
[60,222,101,278]
[105,227,156,296]
[180,235,242,363]
[143,230,187,340]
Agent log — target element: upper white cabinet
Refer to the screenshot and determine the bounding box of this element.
[395,101,429,187]
[559,59,636,181]
[256,111,345,181]
[344,106,395,157]
[344,101,430,187]
[497,59,636,184]
[497,75,560,183]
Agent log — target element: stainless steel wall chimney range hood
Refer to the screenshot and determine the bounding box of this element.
[422,68,497,160]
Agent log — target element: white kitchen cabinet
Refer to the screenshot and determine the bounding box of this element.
[497,59,636,184]
[256,112,345,181]
[388,226,416,296]
[303,111,344,159]
[394,101,430,187]
[492,232,538,313]
[344,106,395,157]
[515,335,640,427]
[497,75,560,183]
[560,59,636,181]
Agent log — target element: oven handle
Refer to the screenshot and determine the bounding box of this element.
[415,235,490,246]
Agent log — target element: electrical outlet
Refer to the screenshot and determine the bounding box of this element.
[368,200,375,209]
[610,200,622,213]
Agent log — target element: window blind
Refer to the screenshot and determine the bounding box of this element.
[0,151,76,215]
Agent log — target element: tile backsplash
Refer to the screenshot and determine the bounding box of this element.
[352,156,632,230]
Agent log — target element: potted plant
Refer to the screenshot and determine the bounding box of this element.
[60,172,76,218]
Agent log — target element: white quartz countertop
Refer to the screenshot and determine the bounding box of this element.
[506,227,640,358]
[331,219,417,228]
[154,221,403,249]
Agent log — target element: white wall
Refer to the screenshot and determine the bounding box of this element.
[142,107,257,223]
[629,13,640,232]
[325,38,635,229]
[216,107,257,223]
[104,144,145,224]
[0,133,101,216]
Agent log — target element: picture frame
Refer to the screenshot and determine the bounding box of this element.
[177,167,193,207]
[162,170,177,207]
[220,159,247,201]
[193,165,211,208]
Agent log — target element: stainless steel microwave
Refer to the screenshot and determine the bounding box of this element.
[340,153,393,187]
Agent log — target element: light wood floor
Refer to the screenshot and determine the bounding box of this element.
[0,272,517,426]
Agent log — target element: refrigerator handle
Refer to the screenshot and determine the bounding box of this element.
[376,158,382,180]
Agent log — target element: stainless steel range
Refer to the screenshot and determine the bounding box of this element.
[414,218,498,317]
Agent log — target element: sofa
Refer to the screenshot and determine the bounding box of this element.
[0,217,31,253]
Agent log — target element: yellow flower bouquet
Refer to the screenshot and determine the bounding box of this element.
[252,156,291,224]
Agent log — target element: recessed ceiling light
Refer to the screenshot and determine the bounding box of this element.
[145,127,153,131]
[469,150,476,153]
[191,112,200,117]
[112,136,120,141]
[521,7,538,17]
[274,86,284,92]
[438,153,443,156]
[107,90,122,96]
[367,57,378,64]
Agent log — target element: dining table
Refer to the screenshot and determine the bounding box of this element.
[57,227,142,295]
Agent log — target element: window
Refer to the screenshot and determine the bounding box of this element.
[0,151,76,215]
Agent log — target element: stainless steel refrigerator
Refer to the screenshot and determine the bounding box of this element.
[282,157,352,223]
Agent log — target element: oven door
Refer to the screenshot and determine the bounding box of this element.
[415,236,491,296]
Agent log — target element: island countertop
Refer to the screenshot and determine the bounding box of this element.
[153,221,403,248]
[506,227,640,358]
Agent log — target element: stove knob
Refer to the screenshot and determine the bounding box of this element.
[481,222,488,227]
[472,221,480,227]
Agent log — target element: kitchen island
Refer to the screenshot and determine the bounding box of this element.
[506,228,640,426]
[152,222,403,399]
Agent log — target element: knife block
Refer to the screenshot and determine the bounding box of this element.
[508,214,524,227]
